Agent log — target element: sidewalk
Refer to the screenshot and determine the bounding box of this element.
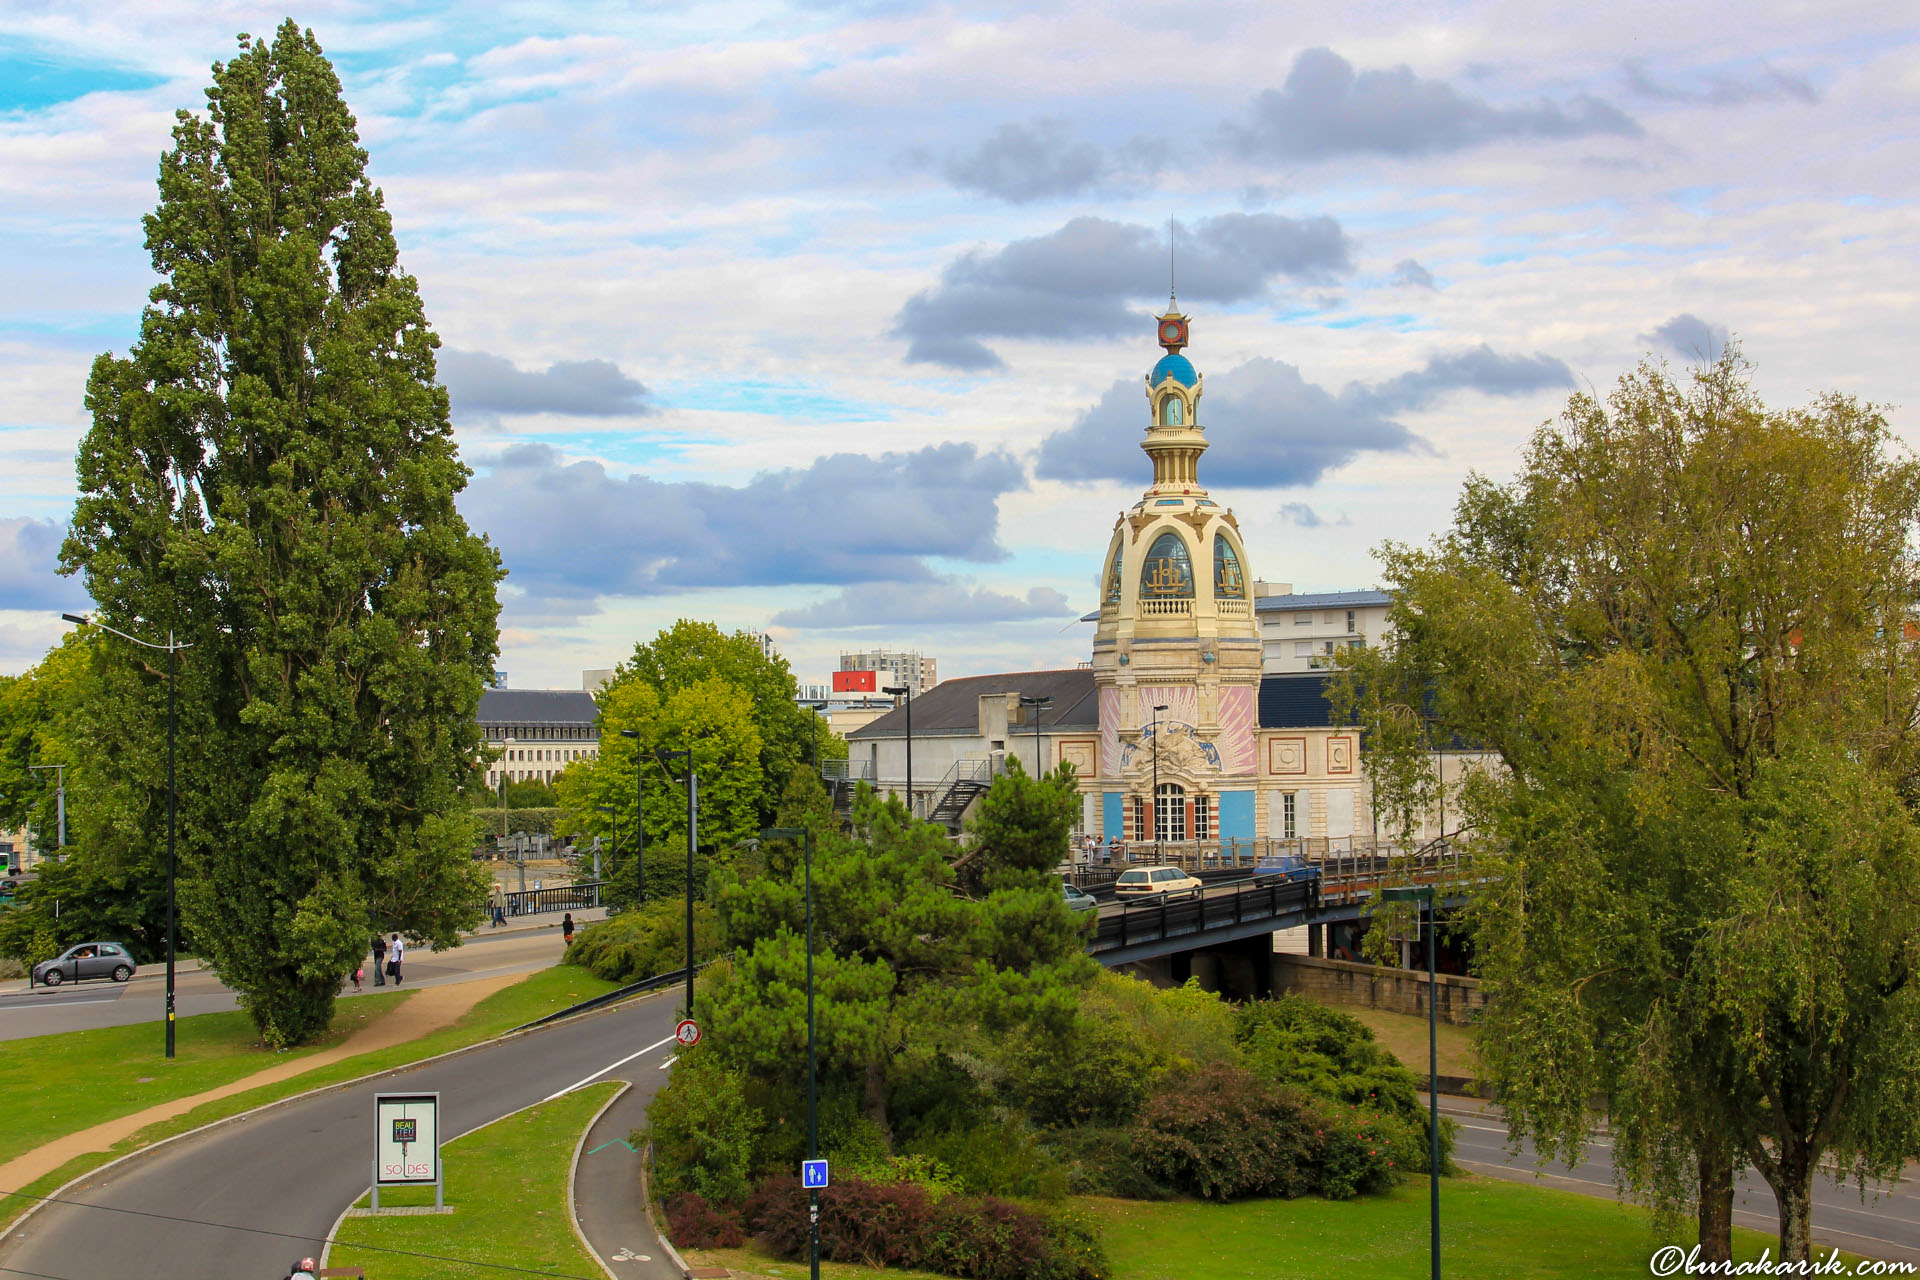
[0,905,609,999]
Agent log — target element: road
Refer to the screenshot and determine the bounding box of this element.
[1444,1097,1920,1265]
[0,987,683,1280]
[0,921,584,1041]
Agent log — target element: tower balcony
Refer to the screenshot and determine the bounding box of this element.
[1216,598,1249,617]
[1138,597,1193,618]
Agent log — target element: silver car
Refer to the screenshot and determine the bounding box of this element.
[32,941,137,987]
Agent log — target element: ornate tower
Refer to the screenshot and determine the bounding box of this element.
[1090,304,1263,849]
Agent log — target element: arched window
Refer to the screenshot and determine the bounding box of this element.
[1214,534,1245,599]
[1140,532,1194,599]
[1155,782,1187,843]
[1160,395,1185,426]
[1104,538,1125,604]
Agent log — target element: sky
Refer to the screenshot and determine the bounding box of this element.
[1,1,1916,691]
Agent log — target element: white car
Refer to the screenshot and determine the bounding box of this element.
[1113,866,1203,900]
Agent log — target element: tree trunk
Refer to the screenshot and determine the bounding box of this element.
[1775,1148,1814,1263]
[1695,1137,1734,1265]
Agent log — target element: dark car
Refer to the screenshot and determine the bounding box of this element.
[1254,853,1321,884]
[31,941,137,987]
[1062,881,1099,913]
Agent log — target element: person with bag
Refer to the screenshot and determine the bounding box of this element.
[562,912,575,947]
[350,963,363,994]
[370,932,385,986]
[386,933,405,985]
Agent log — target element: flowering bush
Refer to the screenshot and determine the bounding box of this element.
[663,1192,744,1248]
[1129,1063,1320,1200]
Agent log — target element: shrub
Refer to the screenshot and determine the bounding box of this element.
[566,898,719,984]
[912,1114,1069,1201]
[663,1192,744,1248]
[1049,1126,1173,1200]
[848,1151,965,1200]
[1312,1103,1409,1199]
[1130,1062,1320,1200]
[1083,972,1239,1074]
[1005,1014,1158,1128]
[742,1175,1106,1280]
[1234,993,1455,1171]
[642,1051,763,1204]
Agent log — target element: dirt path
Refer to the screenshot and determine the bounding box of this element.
[0,972,518,1192]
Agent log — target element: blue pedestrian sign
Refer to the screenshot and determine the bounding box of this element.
[801,1159,830,1190]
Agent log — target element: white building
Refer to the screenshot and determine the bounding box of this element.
[1254,586,1393,674]
[479,688,599,788]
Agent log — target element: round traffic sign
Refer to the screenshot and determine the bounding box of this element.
[675,1018,701,1047]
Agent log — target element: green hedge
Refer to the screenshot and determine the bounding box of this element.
[565,899,720,984]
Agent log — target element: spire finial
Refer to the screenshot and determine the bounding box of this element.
[1168,215,1176,307]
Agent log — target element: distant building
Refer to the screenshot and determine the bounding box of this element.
[1253,586,1393,674]
[581,668,614,693]
[479,688,599,788]
[837,648,936,699]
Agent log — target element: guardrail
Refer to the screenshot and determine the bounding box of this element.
[498,880,605,919]
[1088,873,1318,958]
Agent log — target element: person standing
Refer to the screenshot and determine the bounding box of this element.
[370,932,386,987]
[490,882,506,928]
[562,912,575,947]
[387,933,405,985]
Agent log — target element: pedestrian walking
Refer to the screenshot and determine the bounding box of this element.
[370,932,385,986]
[351,963,363,994]
[562,912,575,946]
[387,933,405,985]
[490,882,506,928]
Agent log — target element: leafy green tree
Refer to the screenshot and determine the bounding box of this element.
[554,674,763,904]
[615,620,843,820]
[58,23,501,1046]
[1338,352,1920,1260]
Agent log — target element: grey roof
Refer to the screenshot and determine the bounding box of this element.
[847,668,1098,740]
[478,688,599,727]
[1254,589,1393,613]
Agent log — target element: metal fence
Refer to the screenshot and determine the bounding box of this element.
[497,880,605,919]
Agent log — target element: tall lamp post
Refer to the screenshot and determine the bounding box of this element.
[619,728,645,902]
[881,684,912,818]
[26,763,66,851]
[1382,882,1441,1280]
[498,736,514,845]
[61,611,190,1059]
[652,748,696,1016]
[1150,703,1168,861]
[1018,694,1052,777]
[762,824,818,1280]
[593,804,616,884]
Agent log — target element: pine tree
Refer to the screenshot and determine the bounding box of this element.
[62,22,502,1046]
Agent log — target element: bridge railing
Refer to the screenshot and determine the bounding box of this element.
[497,880,604,918]
[1088,873,1318,958]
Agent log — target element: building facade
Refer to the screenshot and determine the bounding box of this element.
[479,688,600,788]
[837,649,937,699]
[1254,586,1392,674]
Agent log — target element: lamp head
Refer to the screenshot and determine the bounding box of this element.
[619,728,641,739]
[882,684,909,696]
[60,613,89,627]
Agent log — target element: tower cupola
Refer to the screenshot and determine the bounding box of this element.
[1142,303,1206,492]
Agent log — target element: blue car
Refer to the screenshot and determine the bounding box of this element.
[1254,854,1320,884]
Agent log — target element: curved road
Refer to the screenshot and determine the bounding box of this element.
[1,988,681,1280]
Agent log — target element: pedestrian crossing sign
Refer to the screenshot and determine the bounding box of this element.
[802,1159,829,1190]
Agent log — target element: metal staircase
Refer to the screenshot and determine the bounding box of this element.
[929,758,996,826]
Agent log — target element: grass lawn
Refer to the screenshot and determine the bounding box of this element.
[698,1176,1875,1280]
[1336,1002,1481,1082]
[0,990,410,1168]
[329,1080,620,1279]
[1,964,619,1233]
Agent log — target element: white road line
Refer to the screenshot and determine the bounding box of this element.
[543,1035,677,1101]
[0,997,120,1008]
[657,1056,677,1070]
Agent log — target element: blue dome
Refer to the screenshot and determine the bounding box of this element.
[1150,353,1197,388]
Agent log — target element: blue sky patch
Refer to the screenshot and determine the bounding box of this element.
[0,41,169,112]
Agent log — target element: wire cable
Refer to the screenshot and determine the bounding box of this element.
[0,1189,603,1280]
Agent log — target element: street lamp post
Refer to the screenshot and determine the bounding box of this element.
[881,685,912,817]
[61,612,190,1059]
[653,748,696,1016]
[1018,695,1053,777]
[619,728,645,902]
[1382,883,1441,1280]
[594,805,616,884]
[1150,703,1168,861]
[26,764,65,851]
[763,824,818,1280]
[499,736,514,847]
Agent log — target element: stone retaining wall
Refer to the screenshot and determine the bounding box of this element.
[1271,953,1486,1026]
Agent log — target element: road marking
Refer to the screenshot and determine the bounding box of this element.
[658,1055,676,1070]
[587,1139,639,1155]
[543,1034,676,1100]
[0,997,120,1008]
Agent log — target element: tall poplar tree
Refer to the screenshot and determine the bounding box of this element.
[62,23,502,1046]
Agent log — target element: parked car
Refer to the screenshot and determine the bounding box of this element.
[1113,866,1203,900]
[1061,881,1099,913]
[31,941,137,988]
[1254,853,1321,884]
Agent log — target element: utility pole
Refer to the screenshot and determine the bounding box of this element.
[882,685,912,818]
[27,763,66,850]
[1150,703,1168,861]
[653,748,697,1016]
[1018,695,1052,777]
